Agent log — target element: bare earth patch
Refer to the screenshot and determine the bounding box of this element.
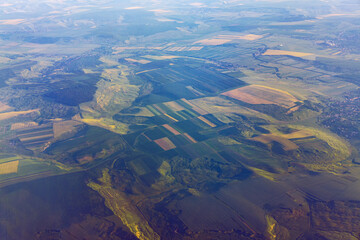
[125,58,151,64]
[154,137,176,151]
[222,85,298,108]
[77,155,94,164]
[10,122,38,130]
[162,124,181,135]
[53,120,83,138]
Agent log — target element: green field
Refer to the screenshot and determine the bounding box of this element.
[0,0,359,239]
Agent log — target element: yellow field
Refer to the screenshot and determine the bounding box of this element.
[239,34,263,40]
[143,55,180,60]
[0,102,11,113]
[183,133,197,143]
[154,137,176,151]
[0,156,20,164]
[156,161,174,181]
[263,49,314,58]
[0,109,39,121]
[251,134,299,151]
[193,34,263,46]
[125,58,151,64]
[193,38,231,46]
[286,105,301,114]
[0,160,19,175]
[217,34,263,41]
[164,113,178,122]
[80,117,129,134]
[222,85,298,108]
[281,129,313,139]
[0,19,25,25]
[288,125,351,159]
[180,98,208,115]
[19,134,53,142]
[164,101,185,111]
[198,116,216,127]
[247,166,277,181]
[260,125,351,169]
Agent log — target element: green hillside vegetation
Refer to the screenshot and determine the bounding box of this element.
[0,0,359,239]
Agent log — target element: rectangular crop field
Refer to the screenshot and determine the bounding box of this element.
[222,85,298,108]
[164,101,185,111]
[194,38,231,46]
[53,120,82,138]
[162,124,181,135]
[0,109,39,121]
[154,137,176,151]
[16,124,54,149]
[10,122,38,130]
[263,49,315,60]
[0,160,19,175]
[197,116,216,127]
